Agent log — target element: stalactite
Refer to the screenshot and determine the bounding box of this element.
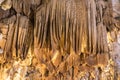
[1,14,33,60]
[0,0,120,80]
[35,0,88,54]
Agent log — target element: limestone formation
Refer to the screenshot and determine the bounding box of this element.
[0,0,120,80]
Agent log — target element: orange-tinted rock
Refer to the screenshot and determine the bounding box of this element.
[97,53,109,67]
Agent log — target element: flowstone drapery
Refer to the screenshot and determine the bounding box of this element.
[0,0,120,80]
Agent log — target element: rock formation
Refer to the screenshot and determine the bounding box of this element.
[0,0,120,80]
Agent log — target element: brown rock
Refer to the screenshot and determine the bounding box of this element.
[86,55,98,66]
[97,53,109,67]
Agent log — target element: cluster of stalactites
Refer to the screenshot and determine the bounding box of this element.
[35,0,114,55]
[1,14,33,60]
[35,0,87,54]
[0,0,115,61]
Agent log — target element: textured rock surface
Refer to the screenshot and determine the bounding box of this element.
[112,0,120,17]
[0,0,120,80]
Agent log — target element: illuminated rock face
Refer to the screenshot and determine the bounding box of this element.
[0,0,120,80]
[0,0,12,10]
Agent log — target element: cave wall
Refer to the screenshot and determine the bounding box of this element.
[0,0,120,80]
